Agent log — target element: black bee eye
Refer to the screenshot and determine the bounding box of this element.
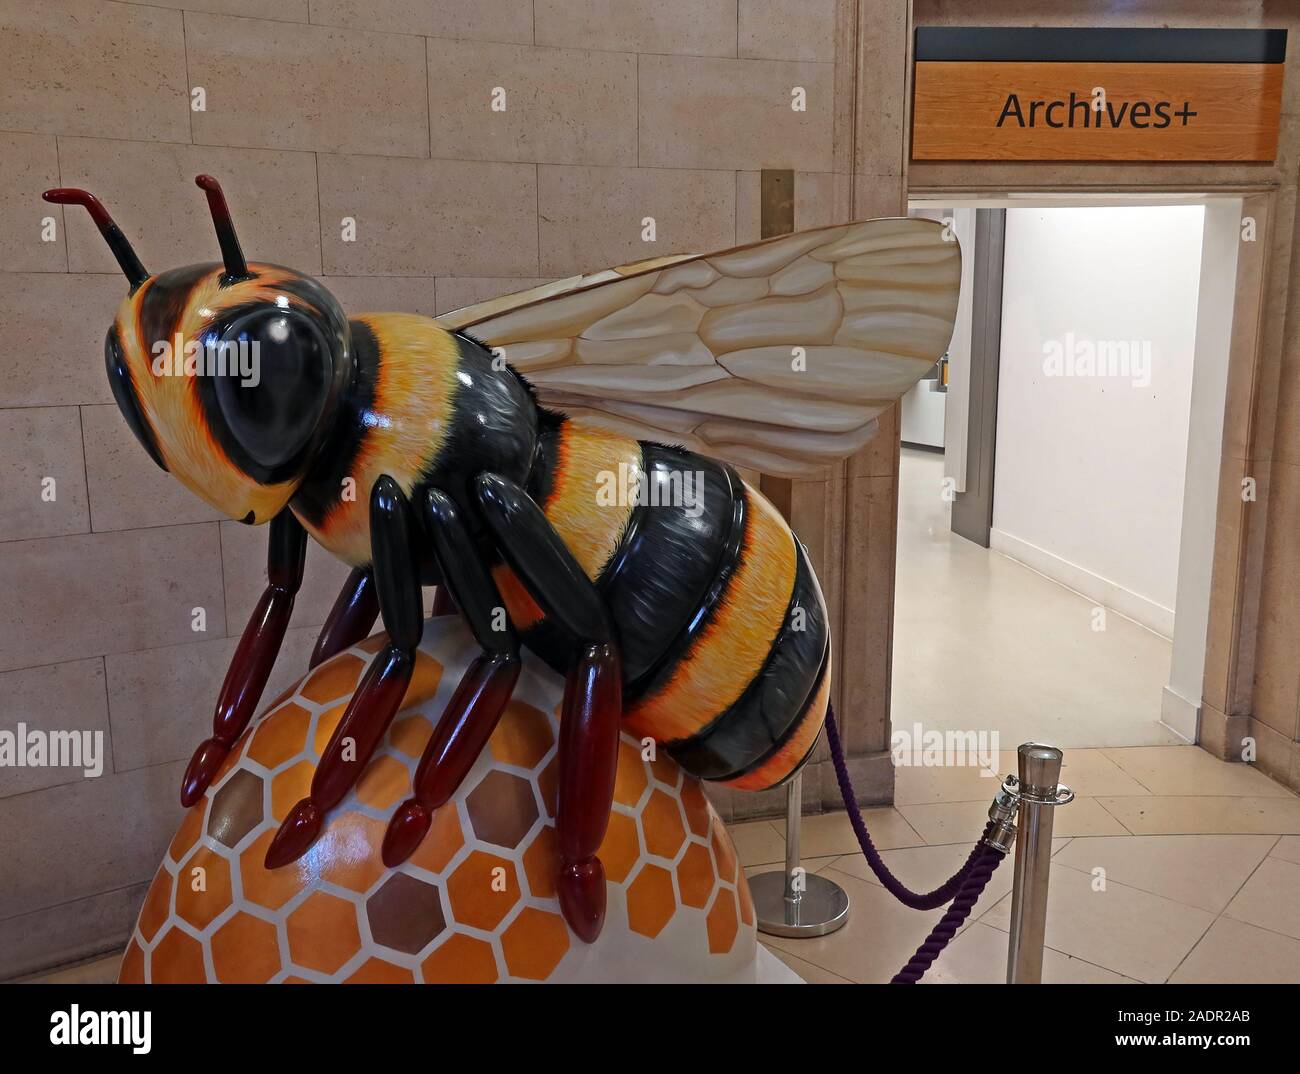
[105,326,167,472]
[210,308,333,473]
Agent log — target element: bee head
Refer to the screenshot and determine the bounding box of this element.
[45,177,352,525]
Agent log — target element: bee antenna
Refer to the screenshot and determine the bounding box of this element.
[195,174,250,283]
[42,188,147,289]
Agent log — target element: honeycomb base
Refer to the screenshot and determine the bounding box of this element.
[119,616,760,983]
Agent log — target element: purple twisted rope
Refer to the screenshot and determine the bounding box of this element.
[824,702,991,910]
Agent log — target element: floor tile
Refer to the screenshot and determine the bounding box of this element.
[1170,917,1300,983]
[20,951,121,984]
[923,921,1137,984]
[1101,746,1296,797]
[763,946,853,984]
[743,855,838,880]
[1223,856,1300,940]
[1095,795,1300,835]
[791,808,925,857]
[1053,834,1277,913]
[979,863,1215,982]
[899,796,1127,844]
[1271,835,1300,864]
[729,819,786,867]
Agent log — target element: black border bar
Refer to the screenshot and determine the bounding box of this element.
[915,26,1287,64]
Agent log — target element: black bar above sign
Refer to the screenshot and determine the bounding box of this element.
[915,26,1288,65]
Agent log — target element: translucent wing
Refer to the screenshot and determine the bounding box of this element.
[440,219,960,477]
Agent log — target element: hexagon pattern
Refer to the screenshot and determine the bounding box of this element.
[120,617,757,983]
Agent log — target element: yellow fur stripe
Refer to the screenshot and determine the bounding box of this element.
[625,483,796,742]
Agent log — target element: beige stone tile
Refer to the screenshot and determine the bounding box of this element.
[1098,795,1300,835]
[638,55,834,171]
[900,796,1127,843]
[728,818,786,867]
[21,950,124,985]
[1055,834,1277,914]
[795,171,840,229]
[0,882,145,981]
[105,625,318,772]
[1102,745,1296,797]
[894,747,1149,805]
[0,658,110,797]
[427,39,636,167]
[322,276,440,320]
[763,946,851,984]
[1224,856,1300,940]
[739,0,837,62]
[0,0,189,142]
[1170,916,1300,984]
[434,277,554,317]
[534,0,737,56]
[80,404,220,533]
[980,864,1214,983]
[59,139,322,276]
[735,171,761,244]
[0,273,122,408]
[923,921,1137,984]
[0,758,183,920]
[0,407,89,541]
[0,133,65,272]
[1272,835,1300,864]
[743,854,837,879]
[310,0,533,41]
[537,165,734,276]
[319,155,537,277]
[187,12,428,157]
[219,518,357,632]
[790,807,924,858]
[0,524,226,673]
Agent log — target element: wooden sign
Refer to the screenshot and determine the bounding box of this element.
[911,27,1286,162]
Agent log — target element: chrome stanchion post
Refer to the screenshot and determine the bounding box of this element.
[752,771,850,937]
[1005,742,1073,984]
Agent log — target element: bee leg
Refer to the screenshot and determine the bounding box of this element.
[474,473,621,944]
[382,488,521,866]
[308,567,380,669]
[265,476,422,867]
[180,510,305,807]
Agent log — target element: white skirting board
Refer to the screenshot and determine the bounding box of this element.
[989,527,1175,639]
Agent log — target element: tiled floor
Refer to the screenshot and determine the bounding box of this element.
[744,746,1300,983]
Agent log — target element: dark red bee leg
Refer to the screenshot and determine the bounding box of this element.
[309,567,379,669]
[473,473,621,943]
[266,476,422,868]
[383,488,521,866]
[181,511,306,807]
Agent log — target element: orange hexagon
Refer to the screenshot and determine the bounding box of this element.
[150,926,206,984]
[680,778,712,838]
[174,846,233,931]
[707,889,740,953]
[357,632,389,654]
[421,933,497,984]
[489,700,555,769]
[136,868,173,943]
[537,756,558,819]
[240,830,306,911]
[625,864,676,938]
[641,789,687,860]
[315,812,388,894]
[738,876,755,927]
[711,824,739,883]
[408,803,464,875]
[355,755,411,811]
[522,824,559,898]
[286,891,362,975]
[346,957,414,984]
[300,653,366,704]
[271,760,314,822]
[168,802,206,865]
[676,841,715,909]
[211,912,280,983]
[648,749,680,789]
[597,811,641,884]
[446,851,520,931]
[612,739,648,807]
[312,703,346,756]
[502,907,569,980]
[401,652,444,709]
[247,702,312,769]
[389,713,434,758]
[118,938,145,984]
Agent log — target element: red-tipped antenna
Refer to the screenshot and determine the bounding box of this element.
[195,174,250,283]
[43,188,147,289]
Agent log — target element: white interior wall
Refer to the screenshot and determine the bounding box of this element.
[991,205,1205,638]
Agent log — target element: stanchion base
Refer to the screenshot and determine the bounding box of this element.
[751,871,850,938]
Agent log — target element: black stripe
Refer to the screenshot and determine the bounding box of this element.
[137,263,213,357]
[666,537,828,782]
[914,26,1287,64]
[618,455,746,699]
[105,324,168,472]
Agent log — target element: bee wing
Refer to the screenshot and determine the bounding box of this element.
[440,218,960,478]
